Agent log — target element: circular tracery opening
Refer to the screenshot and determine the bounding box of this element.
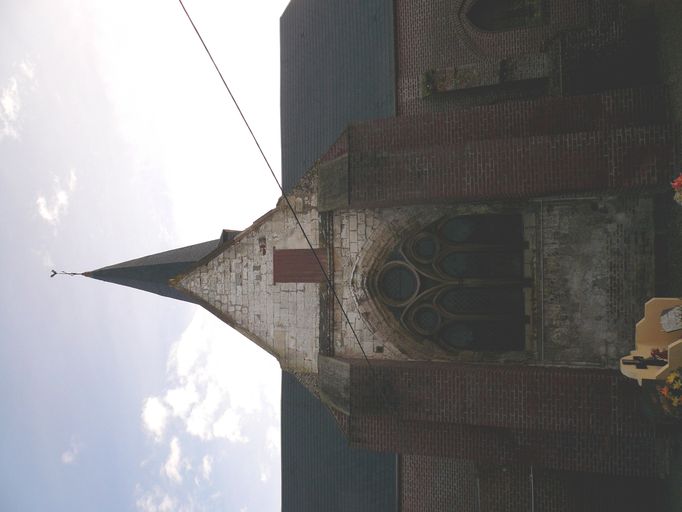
[409,233,439,263]
[377,262,420,306]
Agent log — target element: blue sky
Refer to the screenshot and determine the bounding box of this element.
[1,0,288,510]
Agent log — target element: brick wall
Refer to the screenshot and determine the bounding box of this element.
[394,0,658,115]
[399,456,666,511]
[317,87,675,210]
[400,456,478,511]
[353,416,669,477]
[394,0,585,115]
[331,359,673,477]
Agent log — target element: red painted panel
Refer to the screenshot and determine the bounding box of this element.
[273,248,328,283]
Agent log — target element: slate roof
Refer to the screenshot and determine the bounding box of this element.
[281,372,397,512]
[85,239,221,304]
[280,0,396,191]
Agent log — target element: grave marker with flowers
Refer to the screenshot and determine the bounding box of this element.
[655,369,682,418]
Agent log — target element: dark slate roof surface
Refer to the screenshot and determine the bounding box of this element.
[281,372,397,512]
[280,0,396,192]
[86,239,221,304]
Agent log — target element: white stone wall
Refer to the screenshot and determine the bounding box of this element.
[332,205,444,361]
[176,172,655,370]
[177,181,322,373]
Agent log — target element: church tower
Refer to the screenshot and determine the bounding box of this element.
[84,0,682,508]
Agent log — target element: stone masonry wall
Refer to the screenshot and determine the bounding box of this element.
[174,179,656,371]
[177,175,323,373]
[540,195,655,367]
[332,193,655,367]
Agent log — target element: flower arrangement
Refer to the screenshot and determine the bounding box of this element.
[656,369,682,417]
[651,348,668,360]
[671,174,682,204]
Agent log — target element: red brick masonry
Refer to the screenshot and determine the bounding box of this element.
[319,87,676,209]
[328,359,672,478]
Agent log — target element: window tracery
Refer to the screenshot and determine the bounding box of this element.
[373,214,527,352]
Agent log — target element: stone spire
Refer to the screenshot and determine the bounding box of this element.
[84,231,239,304]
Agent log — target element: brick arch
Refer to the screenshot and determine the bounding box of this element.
[455,0,582,59]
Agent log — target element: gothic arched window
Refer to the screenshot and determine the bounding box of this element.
[373,214,527,352]
[467,0,544,32]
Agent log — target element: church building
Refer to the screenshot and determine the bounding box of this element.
[87,0,682,509]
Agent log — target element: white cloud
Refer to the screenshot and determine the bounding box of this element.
[1,77,20,139]
[184,383,224,441]
[1,78,19,122]
[142,397,170,442]
[212,408,247,443]
[141,310,280,445]
[163,437,186,483]
[200,455,213,481]
[0,59,35,140]
[265,425,280,456]
[68,168,77,190]
[36,169,78,226]
[136,486,176,512]
[19,60,35,81]
[259,464,271,483]
[164,385,199,418]
[60,438,82,464]
[136,311,281,508]
[61,451,76,465]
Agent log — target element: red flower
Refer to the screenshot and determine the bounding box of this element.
[652,348,669,360]
[672,174,682,191]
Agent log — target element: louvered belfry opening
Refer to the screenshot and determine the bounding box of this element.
[374,214,527,352]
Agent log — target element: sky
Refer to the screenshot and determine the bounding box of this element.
[0,0,290,510]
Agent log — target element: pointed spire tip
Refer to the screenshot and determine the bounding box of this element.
[50,270,85,279]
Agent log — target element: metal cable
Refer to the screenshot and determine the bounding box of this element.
[178,0,392,406]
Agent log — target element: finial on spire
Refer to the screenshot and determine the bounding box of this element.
[50,269,84,278]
